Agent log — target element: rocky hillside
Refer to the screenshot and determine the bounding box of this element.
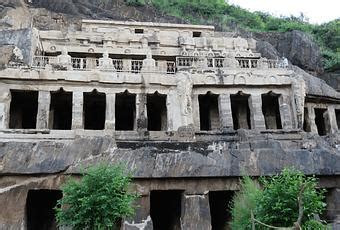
[0,0,338,89]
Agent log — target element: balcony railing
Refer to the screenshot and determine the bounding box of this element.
[31,56,176,74]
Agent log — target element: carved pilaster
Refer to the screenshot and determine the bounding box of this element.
[72,92,83,130]
[135,93,147,131]
[36,91,50,129]
[327,105,338,134]
[218,94,233,130]
[192,94,200,131]
[307,105,318,134]
[105,93,116,130]
[279,95,293,129]
[249,94,266,129]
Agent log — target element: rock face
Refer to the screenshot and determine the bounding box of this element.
[255,31,324,74]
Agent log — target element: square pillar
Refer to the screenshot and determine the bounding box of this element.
[135,93,147,131]
[0,91,10,129]
[327,105,338,133]
[192,94,200,131]
[249,94,266,129]
[181,194,212,230]
[218,94,233,130]
[72,91,83,130]
[36,91,50,129]
[307,104,318,134]
[105,93,116,130]
[279,95,293,129]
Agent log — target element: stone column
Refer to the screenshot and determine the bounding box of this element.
[36,91,50,129]
[0,90,10,129]
[72,91,83,130]
[249,94,266,129]
[192,94,200,131]
[307,105,318,134]
[181,194,212,230]
[327,105,338,133]
[135,93,147,131]
[218,94,233,130]
[105,93,116,130]
[279,95,293,129]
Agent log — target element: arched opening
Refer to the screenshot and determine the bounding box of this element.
[230,91,251,130]
[83,90,106,130]
[199,92,219,131]
[115,90,136,130]
[50,88,72,130]
[147,92,167,131]
[261,92,282,129]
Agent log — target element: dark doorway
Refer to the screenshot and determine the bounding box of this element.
[261,92,282,129]
[147,93,167,131]
[314,108,327,136]
[303,107,310,132]
[26,189,62,230]
[335,109,340,130]
[83,90,106,130]
[150,190,182,230]
[50,89,72,130]
[9,90,38,129]
[115,91,136,130]
[199,92,219,131]
[230,92,251,130]
[209,191,234,230]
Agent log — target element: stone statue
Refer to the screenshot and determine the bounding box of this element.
[141,49,156,72]
[176,73,193,119]
[292,75,306,129]
[98,51,115,71]
[281,57,289,68]
[226,53,239,68]
[57,47,72,70]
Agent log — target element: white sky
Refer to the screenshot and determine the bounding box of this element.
[227,0,340,24]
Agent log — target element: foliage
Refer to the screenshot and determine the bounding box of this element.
[302,219,329,230]
[255,168,326,227]
[55,164,138,230]
[230,168,326,229]
[230,176,262,230]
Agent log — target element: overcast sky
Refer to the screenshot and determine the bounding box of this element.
[227,0,340,24]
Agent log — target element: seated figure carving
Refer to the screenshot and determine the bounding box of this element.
[141,49,156,72]
[56,47,72,70]
[98,51,115,71]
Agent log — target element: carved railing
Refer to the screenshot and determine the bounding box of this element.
[31,56,176,74]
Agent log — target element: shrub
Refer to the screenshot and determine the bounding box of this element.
[55,164,139,230]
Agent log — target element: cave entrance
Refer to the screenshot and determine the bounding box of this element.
[9,90,38,129]
[147,92,167,131]
[230,92,251,130]
[261,92,282,129]
[209,191,234,230]
[115,91,136,130]
[314,108,327,136]
[199,92,219,131]
[150,190,182,230]
[335,109,340,130]
[26,189,62,230]
[83,90,106,130]
[50,89,72,130]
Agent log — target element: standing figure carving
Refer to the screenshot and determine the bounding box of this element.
[176,73,193,126]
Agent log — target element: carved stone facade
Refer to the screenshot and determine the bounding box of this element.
[0,20,339,229]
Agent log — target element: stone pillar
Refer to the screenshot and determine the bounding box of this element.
[279,95,293,129]
[181,194,212,230]
[327,105,338,133]
[192,94,200,131]
[307,105,318,134]
[36,91,50,129]
[105,93,116,130]
[218,94,233,130]
[0,90,10,129]
[72,91,83,130]
[249,94,266,129]
[135,93,147,131]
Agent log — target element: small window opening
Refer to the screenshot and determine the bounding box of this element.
[335,109,340,129]
[193,31,202,37]
[115,91,136,130]
[147,92,167,131]
[230,92,251,130]
[83,90,106,130]
[314,108,327,136]
[199,92,219,131]
[135,28,144,34]
[209,191,235,230]
[26,189,62,230]
[150,190,182,230]
[261,92,282,129]
[9,90,38,129]
[50,89,72,130]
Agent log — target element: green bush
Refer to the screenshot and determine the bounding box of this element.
[302,219,329,229]
[55,164,138,230]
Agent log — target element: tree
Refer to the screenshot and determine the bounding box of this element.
[230,168,327,229]
[55,164,139,230]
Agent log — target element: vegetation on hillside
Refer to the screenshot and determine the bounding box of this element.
[230,168,327,229]
[55,164,138,230]
[125,0,339,71]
